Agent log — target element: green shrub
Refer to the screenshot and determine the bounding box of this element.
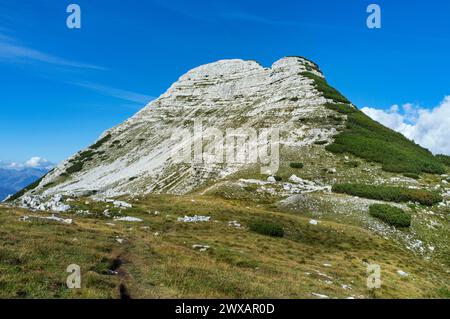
[77,150,95,162]
[325,105,445,175]
[66,161,84,174]
[290,162,304,169]
[90,134,112,150]
[249,220,284,237]
[273,175,283,181]
[314,140,328,145]
[403,173,420,180]
[369,204,411,227]
[332,183,442,206]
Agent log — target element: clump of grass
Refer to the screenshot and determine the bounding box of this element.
[249,220,284,237]
[290,162,304,169]
[332,183,442,206]
[324,103,445,175]
[301,72,350,104]
[369,204,411,228]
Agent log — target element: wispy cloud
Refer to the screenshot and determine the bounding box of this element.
[0,33,105,70]
[219,11,316,27]
[70,81,155,104]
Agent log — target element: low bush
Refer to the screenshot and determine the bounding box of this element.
[249,220,284,237]
[332,183,442,206]
[90,134,112,150]
[273,176,282,181]
[369,204,411,228]
[66,161,84,174]
[290,162,304,169]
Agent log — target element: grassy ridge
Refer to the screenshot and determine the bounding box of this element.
[325,107,445,174]
[332,183,442,206]
[301,68,445,175]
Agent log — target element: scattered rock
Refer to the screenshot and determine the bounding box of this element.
[192,244,210,252]
[311,293,329,299]
[267,176,276,183]
[19,195,71,212]
[228,220,241,228]
[309,219,319,225]
[397,270,409,277]
[341,284,352,290]
[112,200,132,208]
[114,216,143,222]
[178,215,211,223]
[19,214,73,224]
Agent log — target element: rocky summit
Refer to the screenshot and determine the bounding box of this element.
[19,57,342,198]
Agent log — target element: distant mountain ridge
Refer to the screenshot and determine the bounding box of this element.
[0,162,53,201]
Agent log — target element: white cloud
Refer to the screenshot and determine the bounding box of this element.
[0,157,54,170]
[361,96,450,155]
[25,157,51,168]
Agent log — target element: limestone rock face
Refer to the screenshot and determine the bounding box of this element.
[26,57,342,197]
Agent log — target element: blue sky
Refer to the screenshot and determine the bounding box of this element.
[1,0,450,163]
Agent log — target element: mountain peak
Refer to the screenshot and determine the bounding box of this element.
[10,57,445,201]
